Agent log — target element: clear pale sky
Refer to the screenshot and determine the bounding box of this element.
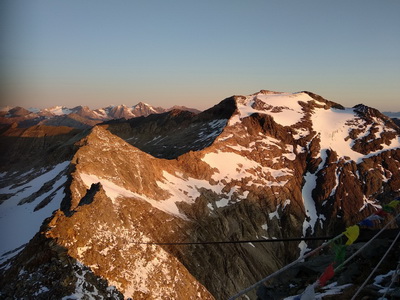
[1,0,399,111]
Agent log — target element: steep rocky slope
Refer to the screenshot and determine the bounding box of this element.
[0,124,84,172]
[1,90,399,299]
[105,97,236,158]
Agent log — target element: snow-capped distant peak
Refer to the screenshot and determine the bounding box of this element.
[133,101,151,108]
[44,106,73,116]
[27,107,40,113]
[108,104,128,110]
[136,102,158,113]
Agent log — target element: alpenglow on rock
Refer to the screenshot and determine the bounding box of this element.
[0,90,399,299]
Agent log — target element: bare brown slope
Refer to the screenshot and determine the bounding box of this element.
[0,125,85,172]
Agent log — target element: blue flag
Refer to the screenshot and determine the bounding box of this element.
[358,219,374,227]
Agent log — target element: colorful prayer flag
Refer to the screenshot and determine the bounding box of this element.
[333,242,347,265]
[375,209,388,217]
[367,215,384,221]
[344,225,360,245]
[383,205,395,213]
[318,264,335,286]
[358,219,374,227]
[387,200,400,208]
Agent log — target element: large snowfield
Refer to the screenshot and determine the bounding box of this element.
[0,161,69,262]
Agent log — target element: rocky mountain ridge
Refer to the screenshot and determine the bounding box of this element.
[1,90,399,299]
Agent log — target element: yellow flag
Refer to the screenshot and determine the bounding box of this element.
[344,225,360,246]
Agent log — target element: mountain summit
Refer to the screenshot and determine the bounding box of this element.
[1,90,399,299]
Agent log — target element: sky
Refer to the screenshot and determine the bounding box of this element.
[1,0,399,111]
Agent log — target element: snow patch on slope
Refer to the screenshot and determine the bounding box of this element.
[154,171,249,214]
[230,92,312,126]
[80,172,184,218]
[194,119,227,144]
[203,151,258,181]
[311,107,365,161]
[202,150,292,187]
[0,161,69,259]
[311,107,400,162]
[80,163,256,220]
[80,172,213,219]
[301,170,326,237]
[80,173,136,203]
[255,93,308,126]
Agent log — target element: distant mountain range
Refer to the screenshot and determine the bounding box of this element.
[1,103,398,131]
[383,112,400,127]
[0,103,201,129]
[383,111,400,118]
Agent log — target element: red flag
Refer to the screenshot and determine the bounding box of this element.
[375,209,388,217]
[318,264,335,286]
